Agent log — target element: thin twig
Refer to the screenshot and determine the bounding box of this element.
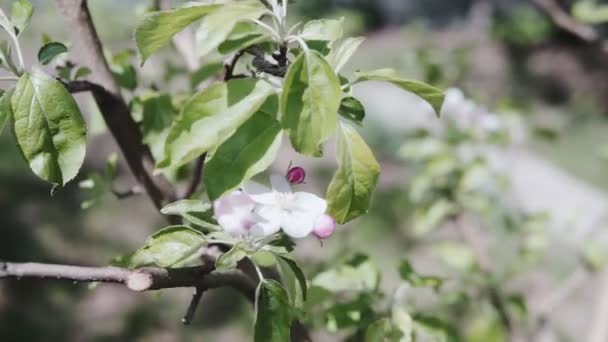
[182,286,206,325]
[182,155,206,199]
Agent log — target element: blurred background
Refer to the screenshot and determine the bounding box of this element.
[2,0,608,341]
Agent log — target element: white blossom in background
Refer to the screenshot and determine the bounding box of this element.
[213,172,335,240]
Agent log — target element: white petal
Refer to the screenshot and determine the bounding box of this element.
[291,192,327,216]
[251,205,282,237]
[281,211,315,239]
[270,174,292,193]
[242,181,276,205]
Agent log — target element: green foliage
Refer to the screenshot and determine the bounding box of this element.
[254,279,292,342]
[327,36,365,73]
[398,259,442,290]
[216,242,249,271]
[0,88,11,134]
[338,96,365,125]
[277,256,308,306]
[300,18,344,42]
[204,110,283,200]
[280,50,341,156]
[160,199,214,228]
[135,2,221,65]
[194,0,267,57]
[10,0,33,35]
[160,78,274,170]
[123,226,206,268]
[37,42,68,65]
[327,123,380,223]
[11,68,86,186]
[354,68,445,116]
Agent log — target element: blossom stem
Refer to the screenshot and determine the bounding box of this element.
[251,259,265,282]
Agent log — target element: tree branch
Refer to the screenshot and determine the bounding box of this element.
[55,0,177,212]
[531,0,608,55]
[0,261,255,294]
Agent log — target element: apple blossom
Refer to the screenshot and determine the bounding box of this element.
[286,166,306,184]
[243,174,328,239]
[213,190,257,236]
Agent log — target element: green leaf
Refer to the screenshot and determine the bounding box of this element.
[135,2,222,65]
[190,61,223,89]
[300,18,344,42]
[277,256,308,307]
[312,254,380,293]
[338,96,365,125]
[326,123,380,224]
[280,50,341,156]
[37,42,68,65]
[0,41,20,75]
[218,21,268,55]
[73,66,92,80]
[216,242,249,271]
[354,69,445,117]
[204,109,282,200]
[398,259,442,290]
[0,7,15,36]
[128,226,206,268]
[160,199,213,226]
[110,49,137,90]
[365,319,395,342]
[0,88,13,134]
[328,37,365,73]
[11,0,33,35]
[254,280,292,342]
[11,68,86,185]
[194,0,267,58]
[160,78,274,170]
[140,92,175,161]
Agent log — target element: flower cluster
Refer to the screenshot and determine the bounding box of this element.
[213,168,336,240]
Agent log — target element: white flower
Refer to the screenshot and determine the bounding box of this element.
[243,174,327,239]
[213,190,257,237]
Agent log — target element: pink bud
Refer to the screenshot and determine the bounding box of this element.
[313,214,336,239]
[286,166,306,185]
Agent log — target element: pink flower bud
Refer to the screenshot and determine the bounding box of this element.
[286,166,306,185]
[313,214,336,239]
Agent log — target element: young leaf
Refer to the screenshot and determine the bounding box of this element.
[194,0,267,58]
[0,41,20,75]
[300,18,344,42]
[190,61,223,89]
[277,256,308,305]
[135,2,222,65]
[0,7,15,36]
[0,88,12,134]
[280,50,341,157]
[218,21,268,55]
[11,0,33,35]
[140,93,175,161]
[160,78,274,170]
[73,66,92,80]
[11,68,87,186]
[338,96,365,125]
[254,280,292,342]
[326,124,380,224]
[204,109,282,200]
[354,69,445,117]
[398,259,442,290]
[37,42,68,65]
[127,226,206,268]
[312,254,380,293]
[216,243,249,271]
[328,36,365,73]
[160,199,212,225]
[109,49,137,91]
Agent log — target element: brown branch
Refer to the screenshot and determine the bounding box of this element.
[182,154,206,199]
[0,261,255,293]
[531,0,608,57]
[55,0,177,212]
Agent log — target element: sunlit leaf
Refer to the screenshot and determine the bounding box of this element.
[190,61,223,89]
[11,68,86,185]
[281,50,341,156]
[127,226,206,268]
[160,78,274,170]
[216,242,249,271]
[218,21,268,55]
[205,109,282,200]
[11,0,33,35]
[195,0,267,58]
[327,123,380,224]
[338,96,365,125]
[300,18,344,42]
[312,254,380,293]
[135,2,222,65]
[328,36,364,73]
[254,280,292,342]
[277,256,308,307]
[354,69,445,117]
[160,199,213,227]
